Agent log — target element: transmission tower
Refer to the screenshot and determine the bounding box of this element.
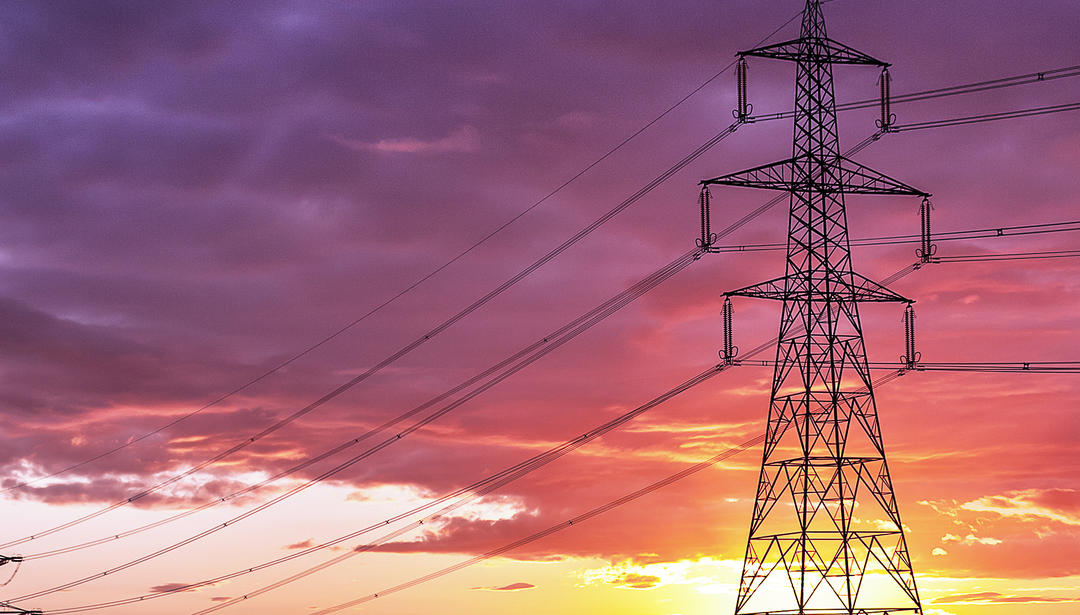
[699,1,928,613]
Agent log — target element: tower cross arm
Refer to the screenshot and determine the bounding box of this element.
[725,271,913,303]
[739,35,888,66]
[835,155,930,197]
[700,157,796,190]
[701,154,929,197]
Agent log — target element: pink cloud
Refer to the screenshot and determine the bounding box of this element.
[149,582,206,594]
[933,592,1080,604]
[471,582,535,591]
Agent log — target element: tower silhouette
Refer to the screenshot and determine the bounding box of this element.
[700,1,928,613]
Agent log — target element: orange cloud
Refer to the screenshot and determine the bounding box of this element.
[471,582,535,591]
[960,488,1080,526]
[933,591,1080,604]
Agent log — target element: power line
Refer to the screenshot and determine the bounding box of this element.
[27,97,897,568]
[30,262,926,614]
[289,71,1080,613]
[14,19,1064,499]
[9,130,910,591]
[930,249,1080,263]
[0,114,760,551]
[747,64,1080,123]
[17,247,701,561]
[710,219,1080,254]
[8,254,708,600]
[1,8,811,496]
[15,62,1070,540]
[38,355,757,614]
[303,432,757,615]
[880,65,1080,107]
[10,121,901,562]
[251,40,1078,615]
[9,11,1075,615]
[301,371,908,615]
[315,441,767,615]
[6,76,937,605]
[890,101,1080,132]
[14,83,899,556]
[18,151,842,583]
[25,34,1074,615]
[0,118,745,551]
[740,360,1080,374]
[910,362,1080,374]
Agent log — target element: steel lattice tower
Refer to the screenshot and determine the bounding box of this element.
[700,1,929,613]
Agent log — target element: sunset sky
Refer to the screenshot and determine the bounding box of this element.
[0,1,1078,614]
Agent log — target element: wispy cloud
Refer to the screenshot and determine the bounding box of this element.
[331,126,479,154]
[942,533,1002,546]
[960,489,1080,526]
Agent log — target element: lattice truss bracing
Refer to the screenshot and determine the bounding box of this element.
[701,1,926,613]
